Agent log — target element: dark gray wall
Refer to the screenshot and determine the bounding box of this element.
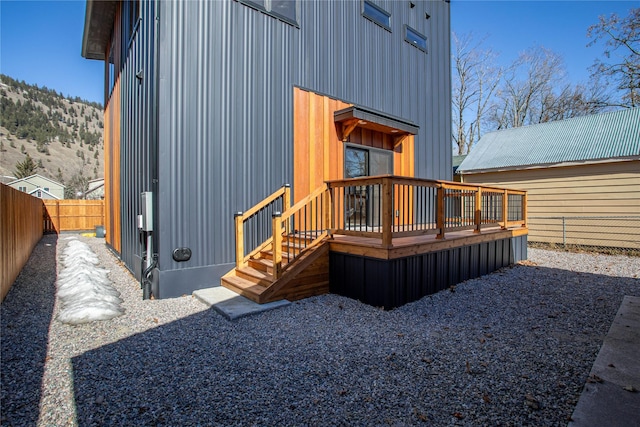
[116,1,157,277]
[118,0,451,296]
[329,235,528,309]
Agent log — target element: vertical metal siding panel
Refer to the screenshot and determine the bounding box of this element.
[116,1,156,276]
[148,0,450,292]
[158,1,297,273]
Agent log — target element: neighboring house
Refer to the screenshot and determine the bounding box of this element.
[85,178,105,200]
[452,154,466,182]
[82,0,455,299]
[28,187,59,200]
[7,174,64,200]
[457,108,640,249]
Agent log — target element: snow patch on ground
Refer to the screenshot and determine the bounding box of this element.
[56,238,124,325]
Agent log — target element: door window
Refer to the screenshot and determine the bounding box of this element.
[344,145,392,228]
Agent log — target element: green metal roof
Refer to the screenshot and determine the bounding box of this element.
[452,155,467,173]
[458,108,640,173]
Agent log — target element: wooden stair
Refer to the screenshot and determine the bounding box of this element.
[221,234,330,304]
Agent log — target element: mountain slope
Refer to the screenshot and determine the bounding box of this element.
[0,74,104,198]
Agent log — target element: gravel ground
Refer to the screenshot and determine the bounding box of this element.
[1,235,639,426]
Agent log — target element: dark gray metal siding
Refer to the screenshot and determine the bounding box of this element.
[330,235,528,309]
[116,0,451,296]
[118,1,157,277]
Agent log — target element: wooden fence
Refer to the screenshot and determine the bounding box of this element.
[43,200,105,233]
[1,184,44,301]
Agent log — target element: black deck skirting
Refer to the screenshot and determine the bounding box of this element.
[329,235,527,309]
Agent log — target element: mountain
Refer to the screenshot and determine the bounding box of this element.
[0,74,104,198]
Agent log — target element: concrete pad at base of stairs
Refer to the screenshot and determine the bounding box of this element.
[569,295,640,427]
[193,287,290,320]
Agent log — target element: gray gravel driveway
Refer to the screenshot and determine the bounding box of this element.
[1,234,639,426]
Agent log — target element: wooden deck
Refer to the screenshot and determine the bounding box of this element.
[222,176,528,308]
[329,225,529,259]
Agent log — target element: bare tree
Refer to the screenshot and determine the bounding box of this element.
[452,32,502,155]
[587,7,640,108]
[490,47,565,129]
[489,47,604,130]
[537,83,606,123]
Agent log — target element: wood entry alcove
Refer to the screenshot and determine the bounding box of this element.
[293,87,417,203]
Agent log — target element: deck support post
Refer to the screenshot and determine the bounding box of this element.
[436,186,445,239]
[474,187,482,234]
[234,212,246,268]
[382,177,393,248]
[272,212,283,279]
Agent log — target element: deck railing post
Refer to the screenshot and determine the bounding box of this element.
[272,212,283,279]
[234,212,245,268]
[436,185,445,239]
[382,177,393,248]
[323,187,331,235]
[474,187,482,234]
[522,192,528,228]
[501,189,508,229]
[283,184,291,235]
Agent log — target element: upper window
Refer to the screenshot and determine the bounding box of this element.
[362,1,391,31]
[238,0,298,26]
[405,25,427,52]
[126,0,140,46]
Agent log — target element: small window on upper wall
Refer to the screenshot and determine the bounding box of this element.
[362,0,391,31]
[270,0,297,22]
[237,0,298,26]
[405,25,427,52]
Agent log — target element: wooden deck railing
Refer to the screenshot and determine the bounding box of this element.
[235,184,291,268]
[272,184,329,279]
[326,176,527,247]
[233,176,527,271]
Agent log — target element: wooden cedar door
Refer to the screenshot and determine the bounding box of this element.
[292,87,415,203]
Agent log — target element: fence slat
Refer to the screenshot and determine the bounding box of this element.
[42,200,105,233]
[1,184,44,301]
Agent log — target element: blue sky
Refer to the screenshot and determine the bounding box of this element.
[0,1,637,105]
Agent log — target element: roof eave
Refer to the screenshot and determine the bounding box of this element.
[81,0,117,60]
[458,156,640,175]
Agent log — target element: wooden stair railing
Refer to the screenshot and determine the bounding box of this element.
[234,184,290,268]
[222,184,331,304]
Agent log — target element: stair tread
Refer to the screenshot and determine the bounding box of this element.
[236,266,275,283]
[261,250,295,259]
[222,275,267,293]
[249,257,291,268]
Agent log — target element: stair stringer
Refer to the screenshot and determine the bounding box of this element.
[259,239,330,303]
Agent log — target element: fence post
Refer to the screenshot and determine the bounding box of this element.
[272,212,283,279]
[234,212,245,268]
[436,185,445,239]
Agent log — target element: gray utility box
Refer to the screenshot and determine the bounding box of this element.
[139,192,153,231]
